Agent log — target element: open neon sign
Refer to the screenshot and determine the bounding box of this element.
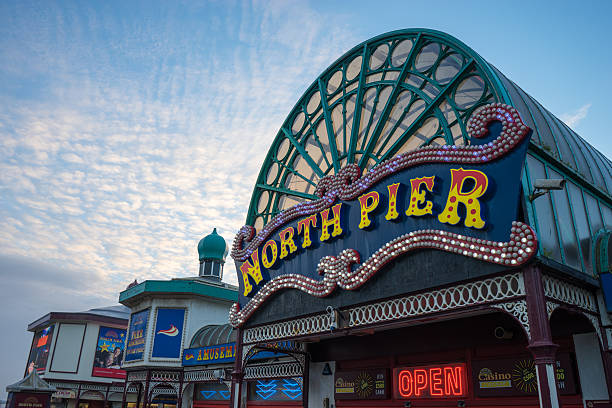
[393,363,467,398]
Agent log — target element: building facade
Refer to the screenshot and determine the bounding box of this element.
[23,305,137,408]
[228,29,612,408]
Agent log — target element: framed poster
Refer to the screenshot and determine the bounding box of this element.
[125,309,149,362]
[151,308,186,359]
[25,325,54,375]
[92,326,127,378]
[335,369,389,400]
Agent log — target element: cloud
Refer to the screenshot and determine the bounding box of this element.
[560,103,591,128]
[0,1,360,397]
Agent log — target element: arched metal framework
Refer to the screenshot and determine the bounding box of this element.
[245,28,612,276]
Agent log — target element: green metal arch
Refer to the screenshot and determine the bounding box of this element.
[244,28,515,229]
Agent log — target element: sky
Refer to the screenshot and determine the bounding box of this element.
[1,0,611,398]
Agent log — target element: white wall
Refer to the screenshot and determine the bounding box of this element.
[308,361,335,408]
[573,332,609,404]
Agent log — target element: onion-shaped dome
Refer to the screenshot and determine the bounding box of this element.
[245,28,612,232]
[198,228,228,262]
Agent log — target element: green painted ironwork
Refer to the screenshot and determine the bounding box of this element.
[242,28,612,278]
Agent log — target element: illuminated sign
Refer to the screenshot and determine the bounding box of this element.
[393,363,467,399]
[230,104,536,326]
[472,354,576,397]
[182,341,295,366]
[334,369,388,400]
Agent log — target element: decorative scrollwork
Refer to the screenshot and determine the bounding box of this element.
[543,275,597,313]
[243,363,303,380]
[491,299,530,339]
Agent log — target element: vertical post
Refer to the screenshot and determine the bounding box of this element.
[75,384,82,408]
[104,385,110,408]
[177,371,184,408]
[135,384,142,408]
[121,382,127,408]
[230,328,244,408]
[524,265,559,408]
[141,371,151,408]
[302,354,309,408]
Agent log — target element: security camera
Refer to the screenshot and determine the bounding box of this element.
[533,179,566,190]
[529,178,566,201]
[494,326,513,339]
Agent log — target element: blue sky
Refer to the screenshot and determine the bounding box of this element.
[1,0,611,397]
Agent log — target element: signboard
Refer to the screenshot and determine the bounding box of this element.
[92,326,127,378]
[230,105,536,326]
[11,393,50,408]
[183,342,235,365]
[151,308,186,359]
[247,379,302,401]
[472,354,577,397]
[393,363,467,399]
[195,383,231,401]
[51,390,76,399]
[125,309,149,362]
[25,325,54,375]
[335,369,388,400]
[182,340,293,366]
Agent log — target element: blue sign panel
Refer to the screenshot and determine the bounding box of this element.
[125,309,149,362]
[230,105,537,326]
[151,308,186,359]
[183,342,235,366]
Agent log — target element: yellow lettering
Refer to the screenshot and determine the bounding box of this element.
[438,168,488,229]
[406,176,435,216]
[240,250,263,296]
[385,183,401,220]
[297,215,317,248]
[320,203,343,241]
[279,226,298,259]
[358,191,380,229]
[261,239,278,269]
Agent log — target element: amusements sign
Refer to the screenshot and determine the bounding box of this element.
[125,309,149,362]
[25,325,54,375]
[151,308,186,359]
[92,326,126,379]
[230,104,536,327]
[472,354,577,397]
[335,369,388,400]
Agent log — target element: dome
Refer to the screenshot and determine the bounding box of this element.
[198,228,228,262]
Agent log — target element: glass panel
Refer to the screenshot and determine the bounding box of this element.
[276,138,291,161]
[315,119,333,165]
[307,91,321,114]
[365,86,393,142]
[374,90,412,154]
[345,94,357,147]
[391,39,413,67]
[370,43,389,70]
[379,98,425,157]
[602,203,612,229]
[404,73,424,89]
[366,73,384,84]
[257,191,270,213]
[567,182,593,274]
[548,168,581,270]
[415,117,440,143]
[415,42,440,72]
[384,71,400,81]
[331,103,345,154]
[286,154,319,194]
[435,53,463,85]
[527,155,562,262]
[253,217,264,231]
[454,75,485,110]
[584,192,604,233]
[266,163,279,185]
[346,55,362,81]
[278,195,306,211]
[327,70,343,94]
[422,81,440,99]
[357,88,377,149]
[292,112,305,135]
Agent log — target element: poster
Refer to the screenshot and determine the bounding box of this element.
[25,325,54,376]
[151,308,185,359]
[472,353,577,397]
[125,309,149,362]
[92,326,127,378]
[335,369,389,400]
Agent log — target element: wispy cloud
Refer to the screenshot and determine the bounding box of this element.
[0,0,358,394]
[560,103,592,128]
